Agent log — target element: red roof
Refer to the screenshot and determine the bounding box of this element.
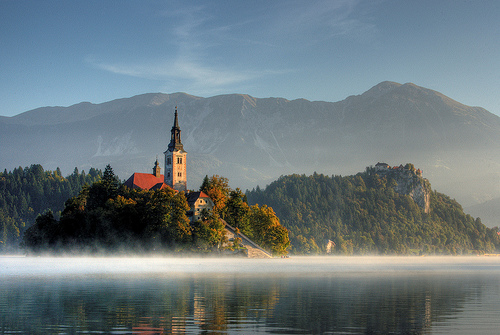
[185,191,211,205]
[124,173,169,190]
[150,182,171,190]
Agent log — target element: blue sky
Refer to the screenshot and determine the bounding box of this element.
[1,0,499,117]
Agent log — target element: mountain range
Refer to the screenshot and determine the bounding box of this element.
[1,81,499,227]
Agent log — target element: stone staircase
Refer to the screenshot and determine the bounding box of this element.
[223,221,273,258]
[245,244,272,258]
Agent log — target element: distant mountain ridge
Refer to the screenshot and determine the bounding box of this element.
[1,82,499,225]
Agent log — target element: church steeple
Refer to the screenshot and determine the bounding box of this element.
[152,158,161,177]
[164,107,187,191]
[168,107,184,151]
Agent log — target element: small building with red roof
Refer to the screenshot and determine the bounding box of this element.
[186,191,214,222]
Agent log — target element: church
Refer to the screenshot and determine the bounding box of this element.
[124,107,187,191]
[124,107,213,222]
[124,108,272,258]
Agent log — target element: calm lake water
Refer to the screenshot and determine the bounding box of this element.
[1,256,499,334]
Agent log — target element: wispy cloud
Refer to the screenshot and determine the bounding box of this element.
[86,1,378,94]
[270,0,380,45]
[86,4,283,94]
[87,57,288,91]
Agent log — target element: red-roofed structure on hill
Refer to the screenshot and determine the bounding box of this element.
[124,108,216,223]
[124,159,168,190]
[124,108,187,192]
[120,108,271,257]
[124,172,165,190]
[186,191,214,222]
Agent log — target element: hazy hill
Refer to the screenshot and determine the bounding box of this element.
[1,82,499,224]
[465,197,500,228]
[245,170,500,255]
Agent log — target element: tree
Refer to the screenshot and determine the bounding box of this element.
[22,210,58,253]
[200,175,210,193]
[246,170,500,255]
[192,214,226,251]
[86,165,120,211]
[167,192,192,244]
[264,224,290,255]
[1,210,20,252]
[225,189,251,234]
[404,163,416,173]
[200,175,231,217]
[248,204,290,255]
[0,164,102,253]
[102,164,120,196]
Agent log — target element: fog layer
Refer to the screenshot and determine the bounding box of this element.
[2,256,499,278]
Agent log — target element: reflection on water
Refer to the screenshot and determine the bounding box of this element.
[1,256,499,334]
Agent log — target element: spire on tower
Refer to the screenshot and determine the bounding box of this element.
[174,106,179,128]
[153,157,161,177]
[168,106,184,151]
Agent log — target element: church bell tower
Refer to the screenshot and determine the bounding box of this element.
[164,107,187,191]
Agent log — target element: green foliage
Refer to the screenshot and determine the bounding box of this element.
[22,210,58,253]
[246,172,500,255]
[199,175,290,255]
[192,214,226,251]
[0,165,101,253]
[23,177,197,254]
[247,204,290,255]
[201,175,231,216]
[225,189,251,234]
[199,175,210,193]
[19,169,290,256]
[168,192,192,244]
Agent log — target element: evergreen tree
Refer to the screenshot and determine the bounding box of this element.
[200,175,210,193]
[225,189,251,233]
[0,165,101,253]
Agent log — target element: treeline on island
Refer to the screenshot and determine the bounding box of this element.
[21,167,289,255]
[3,163,499,256]
[0,165,101,252]
[246,169,500,255]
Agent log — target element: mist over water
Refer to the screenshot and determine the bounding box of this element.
[2,255,499,277]
[1,256,500,334]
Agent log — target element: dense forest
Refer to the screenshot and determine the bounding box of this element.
[0,165,101,252]
[246,169,500,255]
[22,169,289,255]
[5,162,497,256]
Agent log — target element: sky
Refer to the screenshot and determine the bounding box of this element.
[0,0,499,117]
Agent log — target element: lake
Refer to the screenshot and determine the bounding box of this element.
[1,256,499,334]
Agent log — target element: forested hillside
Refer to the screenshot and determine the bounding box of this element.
[0,165,101,252]
[23,171,289,255]
[246,169,500,255]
